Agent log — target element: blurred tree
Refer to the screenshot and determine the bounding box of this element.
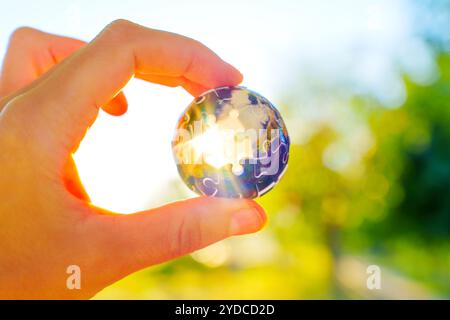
[343,54,450,295]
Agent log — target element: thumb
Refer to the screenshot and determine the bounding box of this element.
[89,197,266,281]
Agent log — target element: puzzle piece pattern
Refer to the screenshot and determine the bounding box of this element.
[172,86,290,199]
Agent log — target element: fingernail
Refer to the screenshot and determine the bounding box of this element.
[230,208,264,236]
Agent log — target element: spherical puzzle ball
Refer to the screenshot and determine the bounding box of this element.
[172,86,289,199]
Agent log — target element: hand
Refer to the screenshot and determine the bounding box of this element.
[0,20,266,299]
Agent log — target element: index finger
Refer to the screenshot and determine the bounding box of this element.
[0,27,85,98]
[11,20,242,164]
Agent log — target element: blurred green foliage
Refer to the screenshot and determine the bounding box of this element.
[96,54,450,300]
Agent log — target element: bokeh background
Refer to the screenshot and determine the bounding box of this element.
[1,0,449,299]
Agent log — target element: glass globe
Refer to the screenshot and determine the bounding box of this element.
[172,86,289,198]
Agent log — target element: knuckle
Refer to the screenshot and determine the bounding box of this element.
[189,38,204,49]
[187,36,208,54]
[103,19,136,41]
[170,216,203,257]
[9,27,38,45]
[110,18,134,28]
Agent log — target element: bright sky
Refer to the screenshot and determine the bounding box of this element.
[0,0,437,213]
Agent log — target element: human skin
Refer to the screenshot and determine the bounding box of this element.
[0,20,266,299]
